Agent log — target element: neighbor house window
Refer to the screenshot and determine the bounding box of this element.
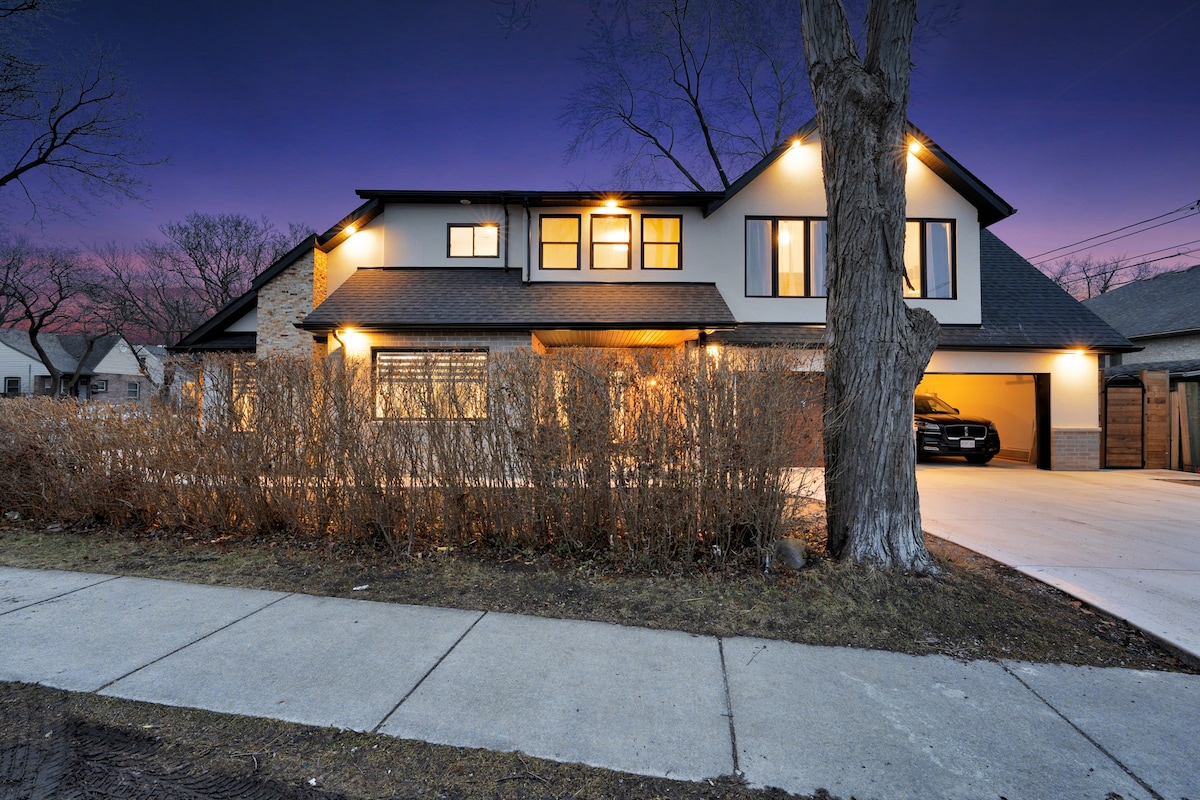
[375,349,489,420]
[91,379,107,394]
[745,217,827,297]
[540,215,580,270]
[904,220,956,299]
[590,214,631,269]
[448,223,500,258]
[4,377,18,396]
[126,381,140,399]
[642,215,682,269]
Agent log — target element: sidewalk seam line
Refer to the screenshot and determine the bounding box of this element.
[92,591,297,694]
[0,573,122,617]
[371,609,488,735]
[1000,662,1165,800]
[717,638,740,777]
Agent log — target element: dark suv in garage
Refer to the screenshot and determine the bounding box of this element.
[914,393,1001,464]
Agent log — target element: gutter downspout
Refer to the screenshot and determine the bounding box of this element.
[523,196,532,286]
[502,194,510,272]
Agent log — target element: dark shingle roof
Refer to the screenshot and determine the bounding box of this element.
[1105,358,1200,380]
[1082,264,1200,340]
[0,328,123,373]
[708,232,1135,352]
[300,268,737,331]
[936,231,1135,352]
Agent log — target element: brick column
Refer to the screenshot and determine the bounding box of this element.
[1051,428,1101,470]
[257,247,327,358]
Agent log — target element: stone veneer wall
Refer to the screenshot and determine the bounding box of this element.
[257,248,327,358]
[1051,427,1101,470]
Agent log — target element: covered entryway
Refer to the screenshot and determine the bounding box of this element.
[916,373,1051,469]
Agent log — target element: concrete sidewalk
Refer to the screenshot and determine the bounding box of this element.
[2,567,1197,800]
[918,463,1200,665]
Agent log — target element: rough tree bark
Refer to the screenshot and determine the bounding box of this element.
[800,0,940,570]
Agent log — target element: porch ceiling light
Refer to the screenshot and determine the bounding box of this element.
[908,139,923,155]
[604,198,619,208]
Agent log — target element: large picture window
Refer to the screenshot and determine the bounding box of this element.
[745,217,827,297]
[642,215,682,270]
[904,220,956,299]
[591,214,632,269]
[375,349,489,420]
[747,217,954,299]
[448,223,500,258]
[540,215,580,270]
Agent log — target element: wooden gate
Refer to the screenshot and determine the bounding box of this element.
[1104,375,1145,468]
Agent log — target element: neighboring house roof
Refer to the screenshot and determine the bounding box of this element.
[1082,264,1200,340]
[710,232,1136,353]
[298,268,737,331]
[0,327,127,375]
[1105,358,1200,381]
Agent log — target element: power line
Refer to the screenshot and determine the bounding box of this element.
[1032,207,1200,266]
[1027,199,1200,261]
[1047,247,1200,289]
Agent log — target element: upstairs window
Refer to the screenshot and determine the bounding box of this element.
[540,215,581,270]
[642,215,682,270]
[375,349,489,420]
[904,220,956,299]
[745,218,827,297]
[448,223,500,258]
[591,215,632,269]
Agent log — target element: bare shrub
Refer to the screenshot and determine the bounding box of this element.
[0,346,822,570]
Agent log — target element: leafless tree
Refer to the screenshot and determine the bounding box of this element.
[1044,254,1179,300]
[0,0,157,220]
[802,0,937,571]
[563,0,810,190]
[134,212,309,333]
[0,234,108,395]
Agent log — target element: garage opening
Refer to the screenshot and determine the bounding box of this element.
[917,373,1050,469]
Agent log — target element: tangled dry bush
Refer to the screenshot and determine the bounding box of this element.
[0,347,822,570]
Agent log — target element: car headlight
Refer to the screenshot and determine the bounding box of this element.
[987,422,997,432]
[915,421,941,433]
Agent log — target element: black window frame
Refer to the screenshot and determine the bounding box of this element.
[539,214,581,270]
[447,222,500,258]
[904,218,958,300]
[641,214,683,270]
[3,376,19,396]
[590,214,633,270]
[744,216,827,298]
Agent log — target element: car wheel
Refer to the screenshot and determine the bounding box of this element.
[965,453,994,465]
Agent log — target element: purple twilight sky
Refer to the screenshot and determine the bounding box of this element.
[21,0,1200,275]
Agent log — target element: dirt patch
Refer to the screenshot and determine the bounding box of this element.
[0,683,822,800]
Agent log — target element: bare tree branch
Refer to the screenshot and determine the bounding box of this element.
[0,1,159,220]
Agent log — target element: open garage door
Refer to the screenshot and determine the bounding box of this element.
[917,373,1051,469]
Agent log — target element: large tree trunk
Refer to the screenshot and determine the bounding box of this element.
[801,0,939,570]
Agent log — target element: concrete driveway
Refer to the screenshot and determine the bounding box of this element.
[917,461,1200,664]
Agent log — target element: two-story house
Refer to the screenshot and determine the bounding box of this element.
[175,123,1134,470]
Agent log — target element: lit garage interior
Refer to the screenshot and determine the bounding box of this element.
[917,373,1046,467]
